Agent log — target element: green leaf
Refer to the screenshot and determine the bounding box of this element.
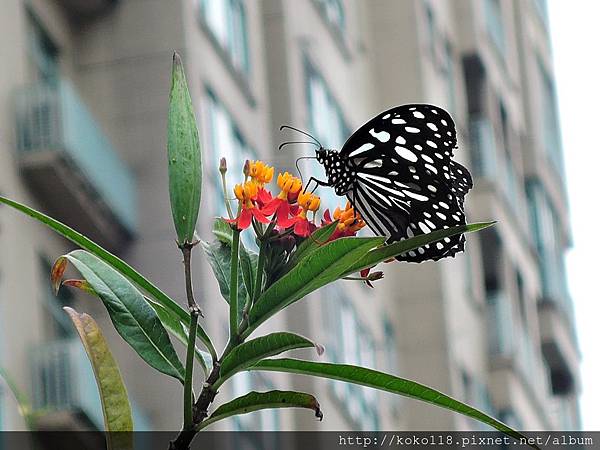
[250,359,529,444]
[212,218,258,301]
[212,217,233,245]
[59,250,185,382]
[64,307,133,449]
[168,52,202,245]
[0,195,216,360]
[198,390,322,430]
[239,243,258,301]
[217,332,322,387]
[145,297,211,377]
[0,367,37,429]
[245,237,385,338]
[343,222,495,276]
[286,220,338,269]
[201,240,247,321]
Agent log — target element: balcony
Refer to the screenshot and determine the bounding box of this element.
[30,338,151,431]
[486,292,550,401]
[538,301,579,395]
[14,79,136,251]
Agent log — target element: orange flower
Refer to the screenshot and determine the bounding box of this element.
[293,191,321,237]
[249,160,274,185]
[228,181,270,230]
[261,172,303,228]
[321,202,366,240]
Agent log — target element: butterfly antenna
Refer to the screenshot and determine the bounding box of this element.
[280,125,322,148]
[278,141,320,151]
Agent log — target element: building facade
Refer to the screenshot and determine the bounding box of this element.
[0,0,579,435]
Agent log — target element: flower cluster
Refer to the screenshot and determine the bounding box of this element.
[227,160,365,240]
[222,159,381,288]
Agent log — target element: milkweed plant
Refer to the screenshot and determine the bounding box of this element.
[0,53,535,450]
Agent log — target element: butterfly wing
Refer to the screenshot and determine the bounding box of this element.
[339,104,472,262]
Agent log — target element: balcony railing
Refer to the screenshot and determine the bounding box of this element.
[14,78,136,250]
[31,338,151,431]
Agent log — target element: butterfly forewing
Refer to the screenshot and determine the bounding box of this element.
[335,104,472,262]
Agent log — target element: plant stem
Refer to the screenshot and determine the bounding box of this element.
[183,312,198,429]
[179,244,201,432]
[229,229,241,344]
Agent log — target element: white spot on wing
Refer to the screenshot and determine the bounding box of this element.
[349,143,375,157]
[369,129,391,142]
[395,146,418,162]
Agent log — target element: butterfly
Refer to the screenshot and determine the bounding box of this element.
[282,104,472,263]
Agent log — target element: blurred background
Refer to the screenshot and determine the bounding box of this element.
[0,0,593,437]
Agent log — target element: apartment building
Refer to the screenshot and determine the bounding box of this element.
[0,0,579,437]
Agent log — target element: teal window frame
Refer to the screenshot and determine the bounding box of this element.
[198,0,251,76]
[443,38,456,115]
[314,0,345,33]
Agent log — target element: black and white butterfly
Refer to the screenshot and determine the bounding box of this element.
[284,104,472,263]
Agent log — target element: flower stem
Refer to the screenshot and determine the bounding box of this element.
[220,168,234,220]
[229,229,241,344]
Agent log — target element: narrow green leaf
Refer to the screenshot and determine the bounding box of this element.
[198,390,322,430]
[60,250,185,382]
[0,367,36,429]
[146,297,211,377]
[168,52,202,245]
[0,196,216,360]
[218,332,322,387]
[250,359,531,445]
[343,222,495,276]
[64,307,133,449]
[245,237,385,338]
[286,220,339,269]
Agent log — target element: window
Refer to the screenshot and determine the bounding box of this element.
[26,10,59,82]
[205,89,255,213]
[199,0,250,75]
[484,0,505,56]
[305,62,350,207]
[322,290,379,429]
[314,0,345,33]
[538,59,564,174]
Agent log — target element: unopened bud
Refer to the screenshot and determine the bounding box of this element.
[219,157,227,174]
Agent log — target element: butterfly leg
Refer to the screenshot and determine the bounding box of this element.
[304,177,330,194]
